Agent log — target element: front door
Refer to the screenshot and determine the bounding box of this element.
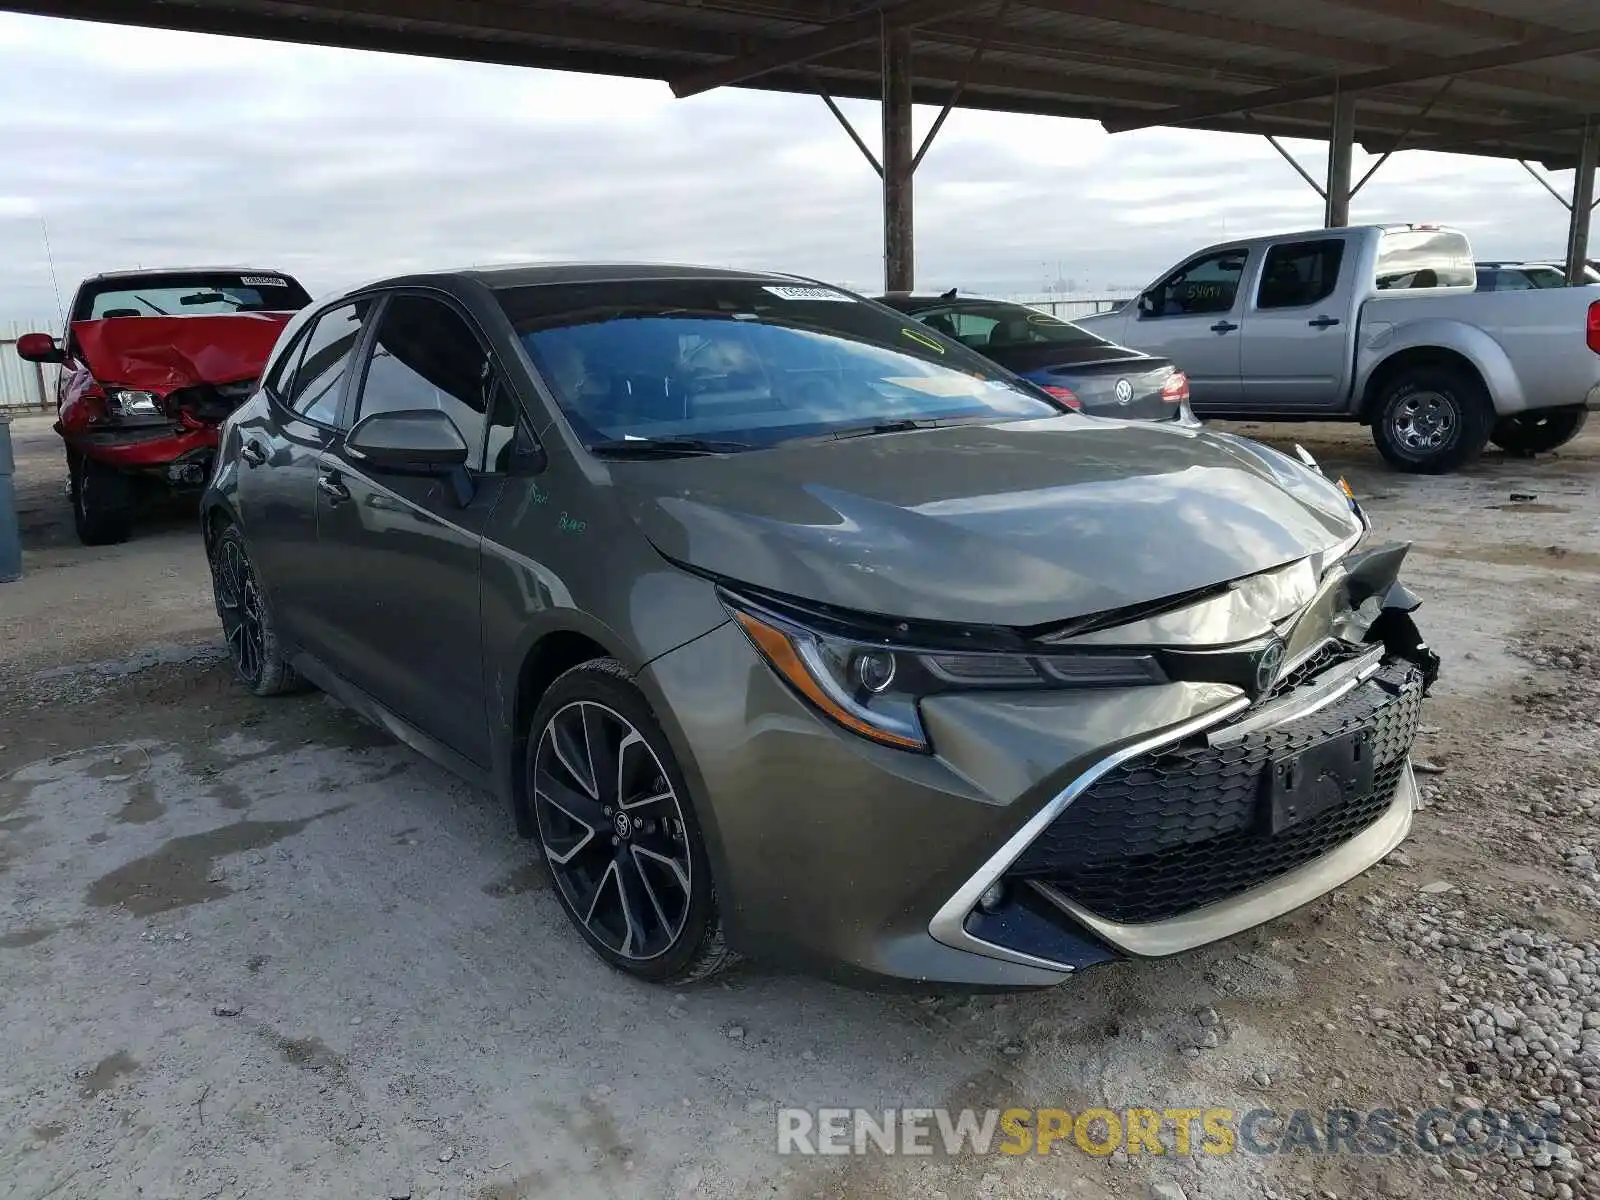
[314,292,510,766]
[1238,236,1355,412]
[1127,246,1250,409]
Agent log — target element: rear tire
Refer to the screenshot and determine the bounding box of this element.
[209,525,304,696]
[1370,366,1493,474]
[527,658,735,985]
[1490,408,1588,457]
[70,455,135,546]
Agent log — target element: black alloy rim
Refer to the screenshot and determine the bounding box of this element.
[214,539,265,683]
[533,701,693,961]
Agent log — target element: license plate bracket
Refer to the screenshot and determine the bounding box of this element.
[1263,728,1375,834]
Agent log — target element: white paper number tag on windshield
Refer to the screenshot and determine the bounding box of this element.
[240,275,287,288]
[762,285,854,302]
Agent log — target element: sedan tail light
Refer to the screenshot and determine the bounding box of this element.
[1160,370,1191,404]
[1587,300,1600,355]
[1042,385,1081,410]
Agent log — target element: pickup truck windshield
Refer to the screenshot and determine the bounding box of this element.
[1374,229,1474,290]
[499,279,1063,450]
[73,272,312,319]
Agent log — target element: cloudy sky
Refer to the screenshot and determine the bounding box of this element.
[0,9,1593,322]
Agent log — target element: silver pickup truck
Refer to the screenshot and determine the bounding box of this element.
[1076,224,1600,473]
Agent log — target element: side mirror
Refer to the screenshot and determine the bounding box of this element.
[15,333,65,364]
[1137,291,1158,317]
[345,409,469,474]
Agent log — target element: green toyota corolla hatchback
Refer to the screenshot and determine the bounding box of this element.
[202,264,1437,987]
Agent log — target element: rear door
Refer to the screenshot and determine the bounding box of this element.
[233,300,371,659]
[1124,246,1249,408]
[313,291,509,766]
[1238,236,1355,411]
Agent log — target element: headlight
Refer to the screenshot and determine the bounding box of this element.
[107,389,164,418]
[721,590,1167,753]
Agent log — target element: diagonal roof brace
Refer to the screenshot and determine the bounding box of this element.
[669,0,972,99]
[1103,28,1600,134]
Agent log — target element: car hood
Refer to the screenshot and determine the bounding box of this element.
[618,417,1363,628]
[71,313,294,393]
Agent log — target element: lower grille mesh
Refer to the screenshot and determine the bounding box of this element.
[1009,661,1423,925]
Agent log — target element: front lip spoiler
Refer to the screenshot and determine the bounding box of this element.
[1030,762,1416,958]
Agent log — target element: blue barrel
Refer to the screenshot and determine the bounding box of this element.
[0,415,20,582]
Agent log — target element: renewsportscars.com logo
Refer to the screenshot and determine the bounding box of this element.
[776,1106,1562,1158]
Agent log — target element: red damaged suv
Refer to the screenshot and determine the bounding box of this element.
[17,267,311,544]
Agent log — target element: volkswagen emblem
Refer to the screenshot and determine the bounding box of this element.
[1114,378,1134,405]
[1254,638,1287,696]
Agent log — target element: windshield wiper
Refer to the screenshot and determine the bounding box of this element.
[824,416,995,441]
[588,436,755,459]
[133,294,171,315]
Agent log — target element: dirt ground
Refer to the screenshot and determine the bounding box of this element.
[2,412,1598,1200]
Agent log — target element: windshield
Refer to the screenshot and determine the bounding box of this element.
[74,271,312,319]
[498,279,1062,450]
[910,300,1108,351]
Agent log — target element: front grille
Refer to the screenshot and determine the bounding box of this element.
[1009,660,1423,925]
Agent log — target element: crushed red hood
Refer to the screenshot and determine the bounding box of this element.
[71,313,294,393]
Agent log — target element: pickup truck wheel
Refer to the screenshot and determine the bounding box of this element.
[1371,367,1492,474]
[70,455,135,546]
[1490,408,1588,457]
[209,525,304,696]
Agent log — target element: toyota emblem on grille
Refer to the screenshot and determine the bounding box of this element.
[1114,378,1134,405]
[1254,639,1287,695]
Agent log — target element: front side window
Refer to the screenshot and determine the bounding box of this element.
[1143,250,1246,318]
[284,303,366,424]
[355,295,491,467]
[1256,240,1345,310]
[913,302,1108,351]
[498,279,1062,451]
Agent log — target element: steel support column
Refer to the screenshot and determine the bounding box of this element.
[1565,119,1600,284]
[1325,89,1356,227]
[881,23,915,293]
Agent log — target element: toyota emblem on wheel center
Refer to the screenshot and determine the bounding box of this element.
[1114,379,1133,404]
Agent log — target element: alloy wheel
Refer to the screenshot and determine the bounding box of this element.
[214,539,266,684]
[1389,391,1458,455]
[533,701,693,961]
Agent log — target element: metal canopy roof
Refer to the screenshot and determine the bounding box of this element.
[9,0,1600,169]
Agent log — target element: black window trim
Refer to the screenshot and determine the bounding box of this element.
[262,295,383,433]
[343,285,519,474]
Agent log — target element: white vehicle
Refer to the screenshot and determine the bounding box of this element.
[1077,224,1600,472]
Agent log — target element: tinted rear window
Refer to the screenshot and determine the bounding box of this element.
[907,301,1108,351]
[1374,230,1474,290]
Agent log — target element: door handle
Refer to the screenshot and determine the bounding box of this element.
[1210,320,1239,333]
[317,471,351,504]
[1308,316,1342,328]
[240,440,267,467]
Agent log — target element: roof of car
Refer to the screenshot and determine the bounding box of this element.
[876,292,1013,306]
[454,262,814,289]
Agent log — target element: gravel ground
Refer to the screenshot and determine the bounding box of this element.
[2,415,1599,1200]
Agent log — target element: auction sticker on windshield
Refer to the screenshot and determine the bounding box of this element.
[763,285,854,302]
[240,276,288,288]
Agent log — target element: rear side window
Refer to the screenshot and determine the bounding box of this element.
[1145,249,1246,317]
[284,303,367,424]
[1256,240,1345,309]
[1375,228,1474,290]
[355,295,492,468]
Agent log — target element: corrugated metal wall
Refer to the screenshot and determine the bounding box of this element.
[1,319,59,411]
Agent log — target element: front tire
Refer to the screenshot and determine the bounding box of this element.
[70,455,135,546]
[1370,366,1493,474]
[209,525,303,696]
[528,659,734,985]
[1490,408,1588,456]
